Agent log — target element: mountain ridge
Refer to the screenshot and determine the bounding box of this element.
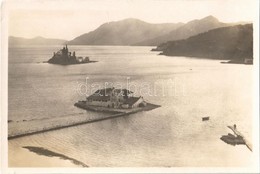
[135,16,234,46]
[68,18,184,45]
[9,16,250,47]
[68,16,249,46]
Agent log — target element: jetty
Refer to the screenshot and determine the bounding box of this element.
[220,125,252,151]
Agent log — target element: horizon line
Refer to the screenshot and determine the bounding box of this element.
[8,16,252,41]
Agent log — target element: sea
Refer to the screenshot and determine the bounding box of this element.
[8,45,253,167]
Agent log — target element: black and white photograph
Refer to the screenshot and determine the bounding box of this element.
[0,0,259,173]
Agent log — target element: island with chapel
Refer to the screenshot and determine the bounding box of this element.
[48,45,96,65]
[74,87,160,114]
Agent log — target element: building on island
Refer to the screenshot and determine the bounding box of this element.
[86,87,146,109]
[48,45,90,65]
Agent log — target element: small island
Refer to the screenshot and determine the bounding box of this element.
[74,87,160,114]
[48,45,96,65]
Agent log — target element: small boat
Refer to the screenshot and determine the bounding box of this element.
[202,117,210,121]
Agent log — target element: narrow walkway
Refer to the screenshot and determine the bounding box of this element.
[8,103,160,140]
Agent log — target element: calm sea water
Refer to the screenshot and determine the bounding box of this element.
[8,45,253,167]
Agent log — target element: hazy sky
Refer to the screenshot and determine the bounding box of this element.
[7,0,258,40]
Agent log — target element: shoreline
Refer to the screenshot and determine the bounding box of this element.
[42,60,98,65]
[74,101,160,113]
[220,61,253,65]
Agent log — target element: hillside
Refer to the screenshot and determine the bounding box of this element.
[9,36,67,46]
[159,24,253,61]
[68,18,183,45]
[138,16,235,46]
[69,16,248,46]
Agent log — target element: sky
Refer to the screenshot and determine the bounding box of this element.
[6,0,258,40]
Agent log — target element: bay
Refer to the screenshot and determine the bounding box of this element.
[8,45,253,167]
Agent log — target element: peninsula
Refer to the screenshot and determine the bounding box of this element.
[152,24,253,64]
[47,45,96,65]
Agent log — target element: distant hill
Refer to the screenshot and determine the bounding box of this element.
[10,16,250,47]
[158,24,253,61]
[69,16,249,46]
[9,36,67,46]
[68,18,184,45]
[137,16,244,46]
